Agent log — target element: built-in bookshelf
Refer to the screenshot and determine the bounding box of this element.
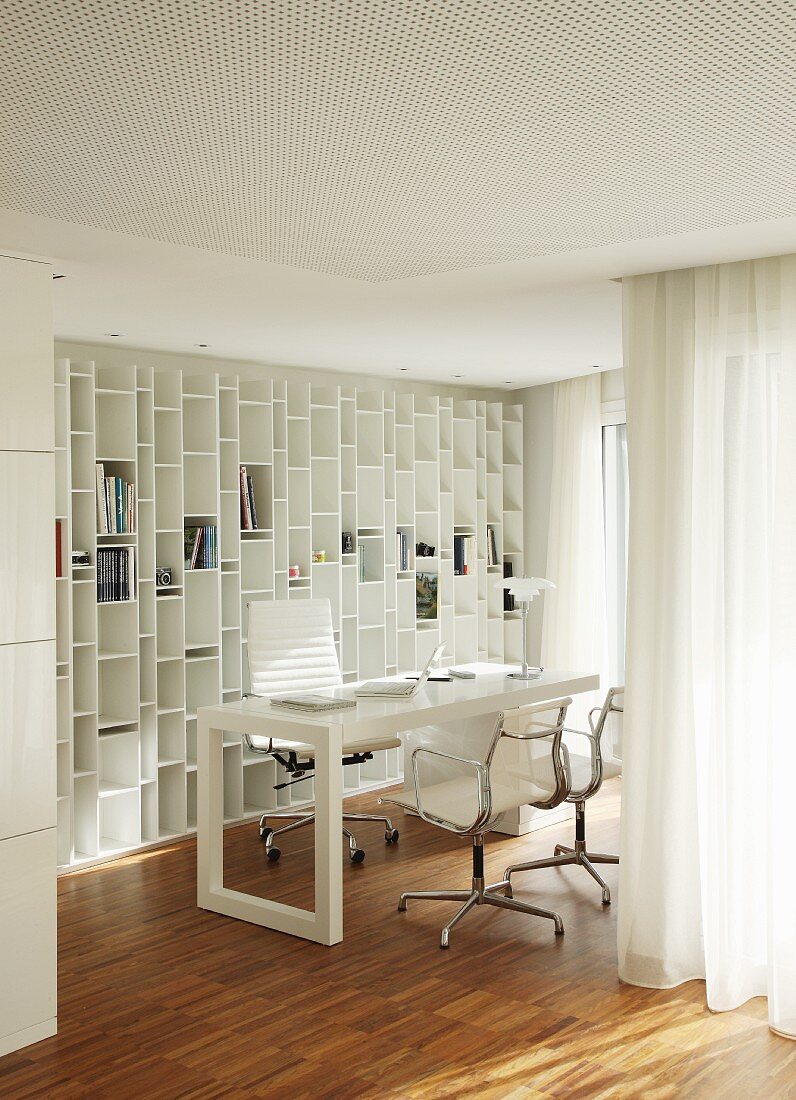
[54,361,524,871]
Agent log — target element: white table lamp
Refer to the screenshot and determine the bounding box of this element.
[495,576,555,679]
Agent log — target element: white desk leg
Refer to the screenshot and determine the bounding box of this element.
[197,719,224,908]
[314,722,343,945]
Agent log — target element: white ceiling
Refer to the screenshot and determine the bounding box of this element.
[3,1,796,386]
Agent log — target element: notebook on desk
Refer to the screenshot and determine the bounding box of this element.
[355,643,446,698]
[269,693,357,713]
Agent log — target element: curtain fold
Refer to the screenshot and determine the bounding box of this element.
[541,374,609,742]
[620,256,796,1038]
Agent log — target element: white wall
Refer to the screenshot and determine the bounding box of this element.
[0,256,57,1057]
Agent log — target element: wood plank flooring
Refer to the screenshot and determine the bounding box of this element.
[1,781,794,1099]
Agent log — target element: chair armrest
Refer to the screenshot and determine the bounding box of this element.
[502,719,565,741]
[411,746,491,833]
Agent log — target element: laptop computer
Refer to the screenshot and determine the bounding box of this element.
[355,643,446,698]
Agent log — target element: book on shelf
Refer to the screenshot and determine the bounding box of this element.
[239,465,259,530]
[416,570,439,620]
[396,528,411,571]
[55,520,62,578]
[486,525,499,566]
[269,693,357,713]
[95,463,135,534]
[184,525,218,569]
[453,534,476,576]
[503,560,515,611]
[97,546,135,603]
[358,542,366,582]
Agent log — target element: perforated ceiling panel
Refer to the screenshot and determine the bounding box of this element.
[2,1,795,281]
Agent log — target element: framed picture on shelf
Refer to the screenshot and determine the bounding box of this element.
[416,571,439,620]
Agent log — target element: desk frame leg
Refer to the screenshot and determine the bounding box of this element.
[197,718,344,945]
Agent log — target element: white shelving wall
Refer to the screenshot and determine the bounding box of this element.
[54,364,523,871]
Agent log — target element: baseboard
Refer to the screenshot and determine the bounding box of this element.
[0,1017,57,1059]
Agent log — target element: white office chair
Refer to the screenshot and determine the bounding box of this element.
[380,698,572,948]
[245,599,401,863]
[504,685,623,904]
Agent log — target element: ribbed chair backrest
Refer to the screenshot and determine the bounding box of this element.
[247,599,342,697]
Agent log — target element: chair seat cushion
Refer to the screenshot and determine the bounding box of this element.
[385,773,552,831]
[568,752,621,794]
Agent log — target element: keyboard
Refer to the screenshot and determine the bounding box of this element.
[355,680,415,697]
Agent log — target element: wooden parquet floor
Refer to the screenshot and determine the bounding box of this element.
[1,781,794,1099]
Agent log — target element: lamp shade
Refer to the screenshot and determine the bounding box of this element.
[494,576,555,600]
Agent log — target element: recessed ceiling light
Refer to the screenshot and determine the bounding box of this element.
[398,367,408,372]
[104,333,123,338]
[504,380,514,385]
[195,343,210,348]
[52,273,65,280]
[592,364,602,369]
[452,374,463,379]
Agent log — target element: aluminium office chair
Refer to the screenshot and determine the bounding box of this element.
[380,698,572,948]
[504,685,623,904]
[244,599,400,863]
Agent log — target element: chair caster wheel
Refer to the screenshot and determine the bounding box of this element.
[259,825,272,842]
[602,891,611,906]
[440,931,450,949]
[385,829,399,844]
[267,847,281,862]
[350,848,365,864]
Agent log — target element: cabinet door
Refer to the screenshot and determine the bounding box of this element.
[0,829,57,1050]
[0,640,56,841]
[0,451,55,645]
[0,257,53,453]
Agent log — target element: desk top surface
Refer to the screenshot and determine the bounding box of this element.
[198,664,599,741]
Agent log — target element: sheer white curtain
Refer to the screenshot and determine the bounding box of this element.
[620,256,796,1038]
[541,374,609,741]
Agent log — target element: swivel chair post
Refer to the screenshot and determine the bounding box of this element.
[398,834,564,949]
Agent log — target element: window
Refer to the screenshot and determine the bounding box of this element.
[603,421,628,685]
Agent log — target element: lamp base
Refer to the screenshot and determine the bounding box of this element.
[507,668,543,680]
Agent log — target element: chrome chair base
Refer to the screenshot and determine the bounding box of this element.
[259,810,399,864]
[504,834,619,904]
[398,836,564,948]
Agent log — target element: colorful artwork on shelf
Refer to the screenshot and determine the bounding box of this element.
[416,571,439,620]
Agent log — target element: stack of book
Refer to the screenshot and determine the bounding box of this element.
[453,534,476,576]
[239,465,259,530]
[97,546,135,603]
[184,525,218,569]
[396,529,411,571]
[486,525,499,566]
[95,463,135,534]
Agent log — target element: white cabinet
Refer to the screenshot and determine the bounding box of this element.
[0,829,57,1057]
[0,451,56,645]
[0,640,56,841]
[0,259,53,453]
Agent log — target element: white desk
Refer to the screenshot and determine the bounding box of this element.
[197,664,598,945]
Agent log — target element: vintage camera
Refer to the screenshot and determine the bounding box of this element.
[156,567,172,587]
[71,550,91,567]
[416,541,436,557]
[341,531,354,554]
